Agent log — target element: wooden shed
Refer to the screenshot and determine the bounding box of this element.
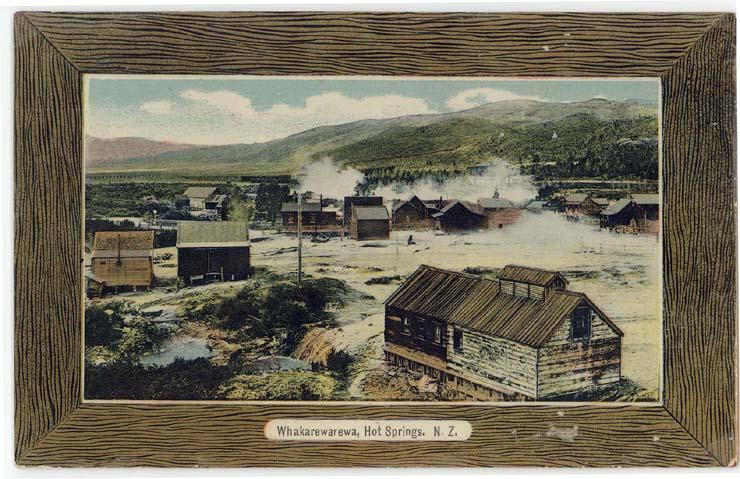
[91,230,154,290]
[343,196,383,227]
[177,221,250,285]
[580,195,609,216]
[183,186,218,210]
[384,264,623,401]
[631,193,660,220]
[349,205,390,240]
[602,198,647,229]
[280,201,337,232]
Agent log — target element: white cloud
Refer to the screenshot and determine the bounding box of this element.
[446,88,545,111]
[139,100,174,115]
[166,89,437,144]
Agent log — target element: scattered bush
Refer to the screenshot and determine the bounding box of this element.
[218,371,339,400]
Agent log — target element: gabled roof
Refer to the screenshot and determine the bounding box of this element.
[632,193,660,205]
[177,221,249,248]
[281,202,322,212]
[183,186,217,198]
[604,198,638,216]
[564,193,588,204]
[498,264,568,287]
[440,200,485,216]
[93,230,154,251]
[385,265,622,348]
[353,205,390,220]
[205,194,228,205]
[478,197,515,209]
[525,200,545,211]
[585,197,609,206]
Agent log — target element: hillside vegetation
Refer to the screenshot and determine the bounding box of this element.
[87,98,658,180]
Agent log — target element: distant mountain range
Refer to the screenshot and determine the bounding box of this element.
[86,98,658,178]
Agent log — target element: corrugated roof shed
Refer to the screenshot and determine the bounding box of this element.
[93,230,154,252]
[183,186,217,198]
[386,265,621,348]
[178,221,249,247]
[498,264,568,287]
[281,202,322,212]
[354,205,390,220]
[478,198,515,209]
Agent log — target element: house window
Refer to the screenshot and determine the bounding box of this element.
[453,327,463,352]
[287,216,295,224]
[402,316,410,334]
[433,323,442,344]
[571,306,592,341]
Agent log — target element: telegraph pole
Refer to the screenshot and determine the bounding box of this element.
[297,192,302,284]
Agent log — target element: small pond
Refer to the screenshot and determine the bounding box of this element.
[139,334,213,367]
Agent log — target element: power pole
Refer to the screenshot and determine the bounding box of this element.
[297,192,302,284]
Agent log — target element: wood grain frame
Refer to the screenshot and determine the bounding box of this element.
[14,12,737,467]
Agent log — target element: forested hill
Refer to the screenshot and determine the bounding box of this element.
[87,98,658,180]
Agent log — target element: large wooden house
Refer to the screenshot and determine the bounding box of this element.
[349,205,391,240]
[177,221,250,285]
[280,200,337,232]
[384,264,623,400]
[432,200,487,232]
[392,195,434,230]
[91,230,155,291]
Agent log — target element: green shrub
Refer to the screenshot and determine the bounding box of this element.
[218,371,338,400]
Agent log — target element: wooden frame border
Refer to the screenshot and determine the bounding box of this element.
[14,12,737,467]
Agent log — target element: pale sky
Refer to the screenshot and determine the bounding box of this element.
[86,76,660,146]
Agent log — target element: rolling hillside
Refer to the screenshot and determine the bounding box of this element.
[86,98,658,180]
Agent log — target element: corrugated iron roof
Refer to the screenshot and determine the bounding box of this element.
[93,230,154,251]
[183,186,217,198]
[354,205,390,220]
[281,202,322,212]
[386,265,621,347]
[498,264,568,287]
[177,221,249,247]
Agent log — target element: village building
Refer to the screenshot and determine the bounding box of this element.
[631,193,660,220]
[384,264,623,400]
[349,205,391,240]
[204,194,229,220]
[580,195,610,216]
[432,200,487,232]
[563,193,589,212]
[90,230,155,292]
[177,221,250,285]
[421,197,450,217]
[477,195,522,229]
[182,186,218,210]
[392,195,434,230]
[343,196,383,227]
[280,199,338,232]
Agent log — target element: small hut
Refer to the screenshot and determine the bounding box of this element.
[343,196,383,227]
[350,205,391,240]
[91,230,155,291]
[177,222,250,285]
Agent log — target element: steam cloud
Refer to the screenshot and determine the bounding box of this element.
[296,158,537,205]
[374,161,537,205]
[297,157,365,199]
